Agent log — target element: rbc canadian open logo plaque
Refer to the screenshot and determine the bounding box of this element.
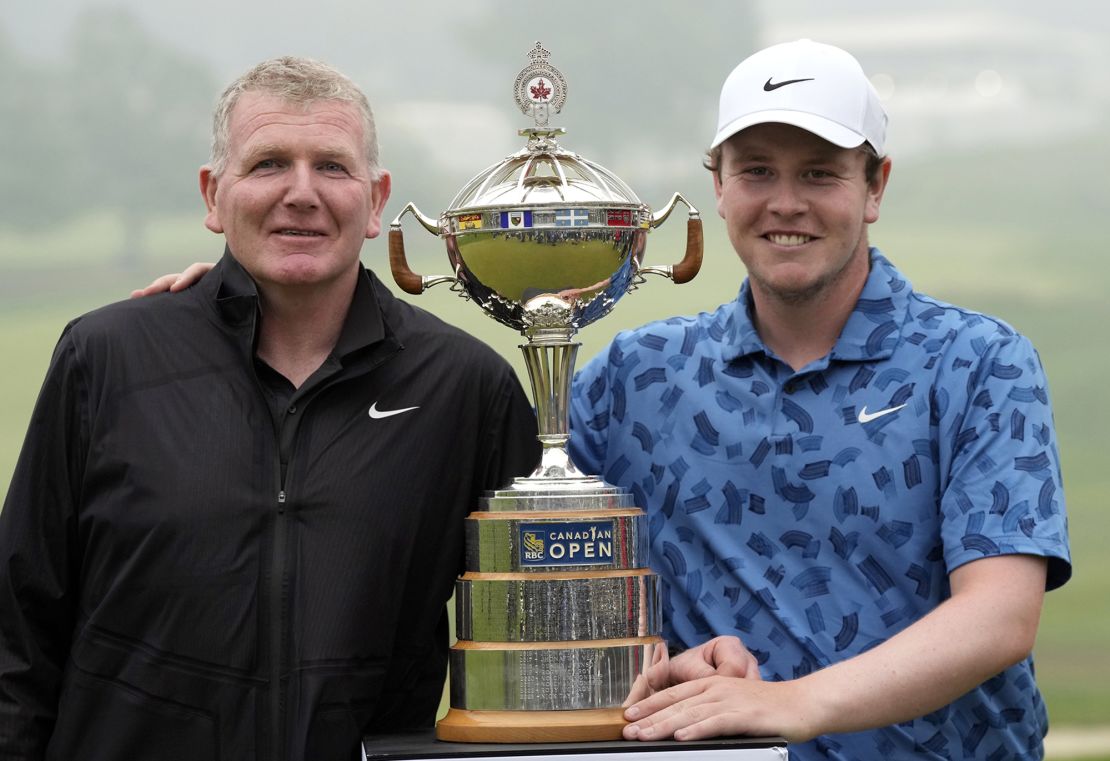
[519,520,615,567]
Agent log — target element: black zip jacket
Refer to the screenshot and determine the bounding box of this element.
[0,254,540,760]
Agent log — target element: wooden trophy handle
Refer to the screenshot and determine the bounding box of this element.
[671,217,704,285]
[389,227,424,295]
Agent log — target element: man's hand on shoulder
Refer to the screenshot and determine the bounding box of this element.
[130,262,215,298]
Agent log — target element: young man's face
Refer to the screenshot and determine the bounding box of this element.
[200,92,390,292]
[714,122,890,306]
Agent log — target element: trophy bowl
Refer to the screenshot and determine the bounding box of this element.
[388,42,702,743]
[390,134,702,337]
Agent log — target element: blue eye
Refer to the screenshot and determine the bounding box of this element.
[741,166,770,178]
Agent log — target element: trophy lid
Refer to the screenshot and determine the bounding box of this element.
[447,149,642,212]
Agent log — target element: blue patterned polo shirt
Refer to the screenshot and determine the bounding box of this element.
[569,249,1071,760]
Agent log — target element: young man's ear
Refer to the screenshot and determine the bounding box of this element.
[864,157,893,225]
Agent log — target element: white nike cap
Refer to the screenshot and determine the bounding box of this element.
[710,39,887,154]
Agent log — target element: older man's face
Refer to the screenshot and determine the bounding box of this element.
[200,92,390,292]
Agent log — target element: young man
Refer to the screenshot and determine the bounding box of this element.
[0,57,538,760]
[570,40,1070,759]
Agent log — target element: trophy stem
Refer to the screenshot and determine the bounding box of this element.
[520,340,583,480]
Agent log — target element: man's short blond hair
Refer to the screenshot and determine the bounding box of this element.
[208,56,381,178]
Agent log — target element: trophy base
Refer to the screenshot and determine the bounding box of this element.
[435,707,627,743]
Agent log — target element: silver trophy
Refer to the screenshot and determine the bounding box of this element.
[389,42,702,743]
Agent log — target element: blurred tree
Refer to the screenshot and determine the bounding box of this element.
[62,7,216,266]
[0,28,84,231]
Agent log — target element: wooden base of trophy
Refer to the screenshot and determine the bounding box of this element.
[436,707,627,743]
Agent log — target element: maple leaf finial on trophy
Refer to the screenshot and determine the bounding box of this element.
[514,41,567,132]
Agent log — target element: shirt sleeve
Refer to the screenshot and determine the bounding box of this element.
[568,340,616,477]
[938,332,1071,590]
[0,326,86,758]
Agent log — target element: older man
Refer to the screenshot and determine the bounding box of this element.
[0,57,538,760]
[570,40,1071,759]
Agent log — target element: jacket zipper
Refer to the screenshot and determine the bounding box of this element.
[254,331,399,759]
[271,487,287,759]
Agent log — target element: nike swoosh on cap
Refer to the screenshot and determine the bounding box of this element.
[763,77,815,92]
[368,401,420,419]
[857,403,908,424]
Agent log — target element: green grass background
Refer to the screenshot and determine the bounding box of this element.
[1,142,1107,753]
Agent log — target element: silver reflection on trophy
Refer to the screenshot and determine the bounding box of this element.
[389,41,702,743]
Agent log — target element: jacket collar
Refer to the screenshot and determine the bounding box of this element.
[201,247,392,363]
[722,248,913,366]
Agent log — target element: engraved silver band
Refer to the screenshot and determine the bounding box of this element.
[456,572,661,642]
[448,640,658,711]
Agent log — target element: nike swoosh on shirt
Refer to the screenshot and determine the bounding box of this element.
[368,402,420,419]
[763,77,815,91]
[857,403,908,424]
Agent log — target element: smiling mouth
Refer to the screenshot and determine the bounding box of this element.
[277,229,325,237]
[766,233,813,246]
